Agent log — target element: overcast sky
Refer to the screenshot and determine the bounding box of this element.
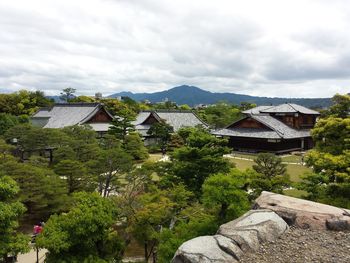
[0,0,350,97]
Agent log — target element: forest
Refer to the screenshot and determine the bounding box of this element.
[0,89,349,263]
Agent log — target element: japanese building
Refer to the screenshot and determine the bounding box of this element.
[212,103,320,153]
[133,110,208,144]
[31,103,114,136]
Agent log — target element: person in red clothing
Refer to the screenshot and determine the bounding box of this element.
[33,222,43,235]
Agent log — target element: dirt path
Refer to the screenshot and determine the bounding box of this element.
[17,248,47,263]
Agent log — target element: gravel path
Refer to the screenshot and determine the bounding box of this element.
[240,227,350,263]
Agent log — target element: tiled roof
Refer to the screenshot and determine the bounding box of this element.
[132,112,151,126]
[133,110,207,132]
[243,103,320,115]
[156,111,206,131]
[31,103,113,131]
[242,106,274,115]
[259,103,320,115]
[212,128,281,139]
[251,115,310,138]
[214,114,310,139]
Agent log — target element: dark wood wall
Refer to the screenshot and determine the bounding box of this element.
[143,114,159,125]
[87,108,112,123]
[228,136,313,153]
[273,114,317,129]
[229,118,269,129]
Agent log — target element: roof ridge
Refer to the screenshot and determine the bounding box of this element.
[251,115,284,138]
[288,103,299,113]
[53,102,100,107]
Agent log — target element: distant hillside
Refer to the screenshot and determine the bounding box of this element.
[108,85,332,108]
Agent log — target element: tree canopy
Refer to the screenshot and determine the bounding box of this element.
[299,93,350,208]
[0,173,30,261]
[37,192,124,263]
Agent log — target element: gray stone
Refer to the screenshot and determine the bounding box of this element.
[214,235,243,260]
[218,209,288,249]
[254,191,350,230]
[171,210,288,263]
[171,235,238,263]
[217,228,260,252]
[326,218,350,231]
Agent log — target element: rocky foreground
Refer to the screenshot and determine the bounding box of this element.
[172,192,350,263]
[240,227,350,263]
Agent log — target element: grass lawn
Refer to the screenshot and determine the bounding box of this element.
[230,151,304,164]
[283,189,308,198]
[286,164,311,182]
[281,155,303,163]
[147,153,163,162]
[227,157,312,183]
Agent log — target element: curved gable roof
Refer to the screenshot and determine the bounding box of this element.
[32,103,113,129]
[259,103,320,115]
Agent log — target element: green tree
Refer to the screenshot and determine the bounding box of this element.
[130,185,193,262]
[0,113,28,136]
[310,117,349,155]
[53,146,77,164]
[0,159,69,222]
[0,173,30,262]
[60,87,76,102]
[147,120,173,154]
[321,93,350,118]
[202,170,250,222]
[37,192,124,263]
[5,124,71,152]
[70,95,96,103]
[252,153,287,179]
[108,109,136,141]
[0,90,52,116]
[54,160,94,194]
[62,125,100,162]
[168,133,185,151]
[92,146,133,197]
[178,104,191,110]
[0,139,15,160]
[239,102,257,111]
[123,132,149,160]
[171,128,232,196]
[157,204,218,263]
[196,102,241,129]
[250,153,290,198]
[298,94,350,208]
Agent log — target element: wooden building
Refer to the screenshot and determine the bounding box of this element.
[31,103,114,136]
[133,110,208,144]
[212,103,320,153]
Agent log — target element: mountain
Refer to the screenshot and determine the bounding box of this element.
[108,85,332,108]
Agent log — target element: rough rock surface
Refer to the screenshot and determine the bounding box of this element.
[171,210,288,263]
[254,191,350,230]
[240,227,350,263]
[171,235,237,263]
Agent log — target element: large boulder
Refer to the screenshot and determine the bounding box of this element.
[218,209,288,251]
[171,235,239,263]
[254,191,350,230]
[171,210,288,263]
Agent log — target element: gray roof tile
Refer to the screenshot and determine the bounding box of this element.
[244,103,320,115]
[214,114,310,139]
[133,110,207,132]
[31,103,112,132]
[259,103,320,115]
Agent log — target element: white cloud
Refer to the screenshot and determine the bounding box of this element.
[0,0,349,97]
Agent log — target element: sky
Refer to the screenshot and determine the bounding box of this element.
[0,0,350,98]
